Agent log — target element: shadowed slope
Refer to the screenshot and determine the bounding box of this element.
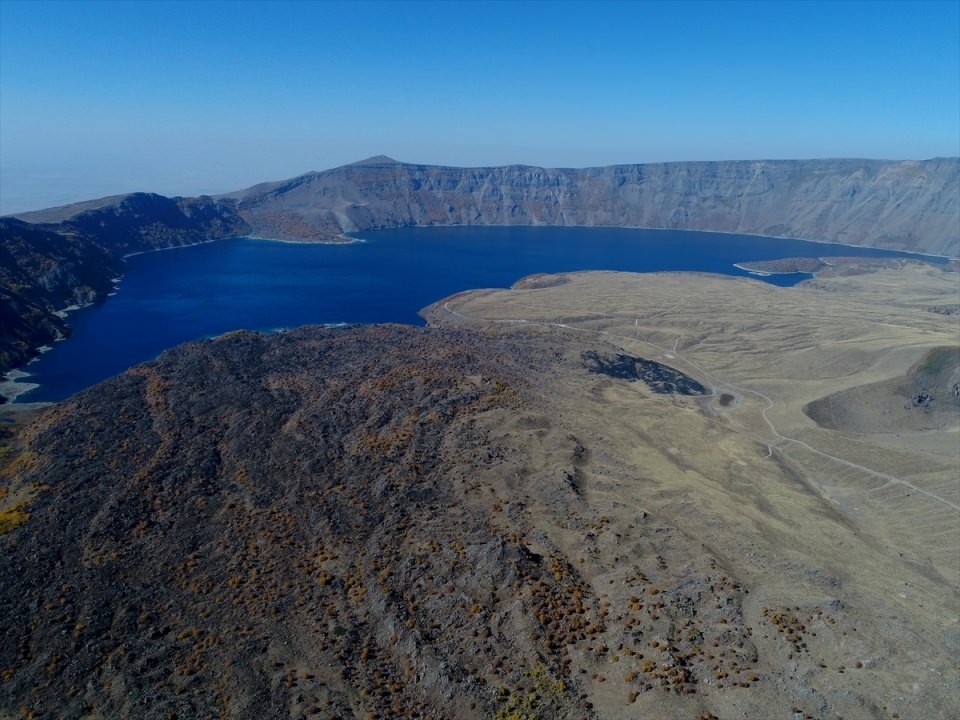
[804,346,960,432]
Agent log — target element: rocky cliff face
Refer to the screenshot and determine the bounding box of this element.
[0,218,125,376]
[0,195,248,385]
[226,157,960,257]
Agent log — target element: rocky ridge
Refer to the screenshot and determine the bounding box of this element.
[0,195,248,383]
[0,324,731,719]
[224,156,960,257]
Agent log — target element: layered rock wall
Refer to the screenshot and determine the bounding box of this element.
[229,158,960,256]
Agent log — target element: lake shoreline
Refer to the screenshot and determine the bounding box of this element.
[5,226,950,404]
[350,223,959,262]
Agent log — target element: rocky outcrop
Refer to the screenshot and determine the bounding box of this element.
[16,193,250,256]
[225,156,959,257]
[0,218,124,374]
[3,319,955,719]
[61,193,250,255]
[0,325,594,718]
[0,196,249,385]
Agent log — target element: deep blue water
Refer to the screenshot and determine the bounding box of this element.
[9,226,944,402]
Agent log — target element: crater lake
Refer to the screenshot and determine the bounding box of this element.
[7,226,946,402]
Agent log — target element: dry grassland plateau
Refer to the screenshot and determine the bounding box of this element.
[423,259,960,719]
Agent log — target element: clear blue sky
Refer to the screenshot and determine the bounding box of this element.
[1,0,958,214]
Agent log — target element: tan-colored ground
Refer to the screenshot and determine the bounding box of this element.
[423,260,960,719]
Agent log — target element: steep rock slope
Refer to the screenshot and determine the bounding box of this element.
[226,157,959,256]
[0,195,248,382]
[14,193,250,256]
[0,218,125,375]
[0,325,604,719]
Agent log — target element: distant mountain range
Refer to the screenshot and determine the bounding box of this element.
[2,156,958,387]
[223,156,960,256]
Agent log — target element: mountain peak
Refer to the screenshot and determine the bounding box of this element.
[349,154,401,166]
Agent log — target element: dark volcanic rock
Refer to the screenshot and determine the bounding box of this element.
[0,196,249,383]
[59,193,250,256]
[0,325,587,719]
[582,350,707,395]
[0,218,125,373]
[0,324,770,718]
[2,318,950,719]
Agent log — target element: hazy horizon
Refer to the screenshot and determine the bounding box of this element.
[2,0,958,215]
